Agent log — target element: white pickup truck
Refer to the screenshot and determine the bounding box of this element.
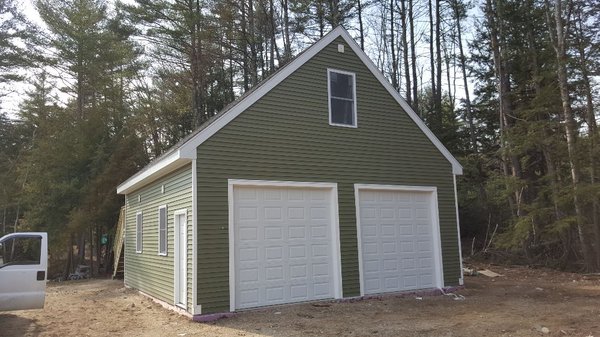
[0,232,48,311]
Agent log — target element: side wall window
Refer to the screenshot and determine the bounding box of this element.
[136,212,143,253]
[328,69,357,127]
[158,205,168,256]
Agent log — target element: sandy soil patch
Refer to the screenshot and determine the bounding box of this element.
[1,265,599,336]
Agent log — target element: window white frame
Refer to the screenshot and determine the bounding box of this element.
[135,211,143,253]
[158,205,168,256]
[327,68,357,128]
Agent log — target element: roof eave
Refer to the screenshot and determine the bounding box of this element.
[116,150,193,195]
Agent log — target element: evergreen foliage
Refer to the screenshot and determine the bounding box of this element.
[0,0,599,273]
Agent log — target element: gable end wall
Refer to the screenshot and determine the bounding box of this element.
[196,37,460,313]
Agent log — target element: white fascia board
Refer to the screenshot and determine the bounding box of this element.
[116,151,190,195]
[337,30,463,175]
[178,26,348,159]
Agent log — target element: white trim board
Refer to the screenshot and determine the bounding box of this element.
[191,159,201,315]
[354,184,445,296]
[116,26,462,195]
[173,209,188,309]
[453,175,464,286]
[227,179,343,311]
[117,151,189,194]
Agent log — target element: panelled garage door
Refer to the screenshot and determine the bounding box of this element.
[357,187,440,295]
[233,185,336,310]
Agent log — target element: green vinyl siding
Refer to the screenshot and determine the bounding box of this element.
[196,37,460,313]
[124,165,194,312]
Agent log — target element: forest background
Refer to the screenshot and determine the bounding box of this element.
[1,0,599,275]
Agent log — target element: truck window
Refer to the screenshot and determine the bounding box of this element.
[0,236,42,268]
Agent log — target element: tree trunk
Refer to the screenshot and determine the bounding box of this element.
[317,2,325,38]
[358,0,365,50]
[281,0,291,62]
[241,1,249,91]
[90,227,94,277]
[443,30,454,111]
[268,0,276,72]
[400,0,411,104]
[435,0,443,116]
[574,12,600,264]
[428,0,436,112]
[248,0,258,86]
[390,0,398,90]
[546,0,596,271]
[329,0,340,27]
[65,233,74,278]
[486,0,519,218]
[452,0,476,152]
[188,0,203,127]
[409,0,418,111]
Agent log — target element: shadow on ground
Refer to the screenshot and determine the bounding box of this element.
[0,314,40,337]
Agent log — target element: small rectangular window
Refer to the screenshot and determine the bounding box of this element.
[158,205,167,256]
[328,69,357,127]
[136,212,143,253]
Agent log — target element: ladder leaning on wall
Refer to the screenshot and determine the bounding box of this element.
[112,206,125,279]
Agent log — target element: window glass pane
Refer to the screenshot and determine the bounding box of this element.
[0,236,41,267]
[331,98,354,125]
[330,72,353,99]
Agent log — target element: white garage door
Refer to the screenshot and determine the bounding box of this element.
[233,185,335,309]
[357,188,440,295]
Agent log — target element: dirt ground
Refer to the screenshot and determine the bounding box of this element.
[1,265,599,337]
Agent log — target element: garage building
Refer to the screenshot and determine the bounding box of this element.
[116,26,463,319]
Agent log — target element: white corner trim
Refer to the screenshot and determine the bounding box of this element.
[228,182,235,312]
[330,184,344,299]
[353,185,365,297]
[227,179,343,311]
[353,184,445,294]
[191,159,201,315]
[431,188,446,288]
[453,175,464,286]
[117,151,190,195]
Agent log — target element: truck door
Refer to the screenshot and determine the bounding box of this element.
[0,232,48,311]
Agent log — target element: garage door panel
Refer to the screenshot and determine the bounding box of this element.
[358,188,439,295]
[234,185,335,310]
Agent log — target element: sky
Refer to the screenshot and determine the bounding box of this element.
[2,0,479,120]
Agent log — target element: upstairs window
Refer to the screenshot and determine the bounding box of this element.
[158,205,168,256]
[328,69,357,127]
[136,212,143,253]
